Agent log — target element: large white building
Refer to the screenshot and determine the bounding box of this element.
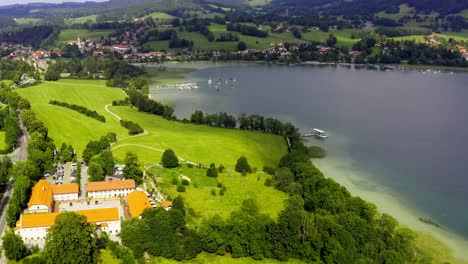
[87,179,136,199]
[27,180,79,214]
[15,207,121,246]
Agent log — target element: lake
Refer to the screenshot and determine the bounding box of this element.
[150,63,468,257]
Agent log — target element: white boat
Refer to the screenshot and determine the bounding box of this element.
[312,128,328,139]
[208,79,212,84]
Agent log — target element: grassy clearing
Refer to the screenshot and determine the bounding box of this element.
[152,165,288,222]
[438,30,468,42]
[100,249,121,264]
[16,80,128,155]
[58,29,114,41]
[376,4,415,20]
[66,15,98,24]
[143,12,176,20]
[150,252,307,264]
[455,9,468,19]
[0,131,7,150]
[247,0,271,6]
[111,106,287,169]
[390,35,427,42]
[17,79,287,170]
[302,29,362,48]
[15,18,43,25]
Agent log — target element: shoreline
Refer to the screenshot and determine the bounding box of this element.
[138,60,468,73]
[313,156,468,262]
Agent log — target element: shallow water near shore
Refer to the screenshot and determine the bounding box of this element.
[149,62,468,259]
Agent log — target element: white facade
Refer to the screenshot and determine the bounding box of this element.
[15,227,48,245]
[27,204,50,214]
[53,193,79,201]
[88,188,134,199]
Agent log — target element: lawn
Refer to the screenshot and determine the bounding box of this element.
[391,35,427,42]
[376,4,415,20]
[151,165,288,222]
[17,79,287,170]
[58,29,114,41]
[110,106,287,169]
[438,30,468,42]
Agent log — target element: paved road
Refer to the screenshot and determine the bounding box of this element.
[80,164,88,199]
[0,114,29,264]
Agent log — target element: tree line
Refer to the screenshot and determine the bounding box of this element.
[120,120,144,135]
[227,23,268,38]
[127,88,174,120]
[49,100,106,122]
[189,110,295,136]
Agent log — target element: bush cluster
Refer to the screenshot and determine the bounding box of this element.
[49,100,105,122]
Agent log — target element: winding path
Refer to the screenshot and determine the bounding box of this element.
[105,104,197,165]
[111,144,196,165]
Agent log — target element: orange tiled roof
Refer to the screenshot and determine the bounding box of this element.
[51,183,79,194]
[160,200,173,209]
[87,179,135,192]
[28,180,53,208]
[128,191,151,217]
[19,207,120,229]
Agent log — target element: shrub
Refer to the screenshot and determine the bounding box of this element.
[264,178,273,186]
[181,179,190,186]
[235,156,251,174]
[120,120,144,135]
[263,166,276,175]
[162,149,179,168]
[210,189,216,196]
[206,163,218,178]
[49,100,105,122]
[176,184,186,192]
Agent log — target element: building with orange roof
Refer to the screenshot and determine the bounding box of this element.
[15,207,121,246]
[87,179,135,199]
[160,200,173,211]
[127,190,152,217]
[27,180,79,214]
[27,180,54,213]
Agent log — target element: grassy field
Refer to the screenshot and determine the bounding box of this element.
[16,80,129,155]
[58,29,114,41]
[455,9,468,19]
[143,12,176,20]
[376,4,415,20]
[391,35,427,42]
[437,30,468,42]
[302,29,362,48]
[149,165,288,222]
[15,18,43,25]
[247,0,271,6]
[110,106,286,168]
[66,15,98,24]
[17,79,287,170]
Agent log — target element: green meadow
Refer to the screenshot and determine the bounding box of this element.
[17,79,287,170]
[0,131,7,151]
[148,165,288,222]
[66,15,98,24]
[302,29,362,48]
[143,12,176,20]
[58,29,115,41]
[15,18,43,25]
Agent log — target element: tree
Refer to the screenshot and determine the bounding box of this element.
[44,212,99,264]
[237,41,247,51]
[123,152,143,183]
[190,110,204,124]
[162,149,179,168]
[2,231,30,261]
[327,34,337,47]
[206,163,218,178]
[235,156,251,174]
[87,162,104,182]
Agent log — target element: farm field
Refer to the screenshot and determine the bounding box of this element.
[17,79,287,170]
[58,29,115,41]
[14,18,43,25]
[150,252,307,264]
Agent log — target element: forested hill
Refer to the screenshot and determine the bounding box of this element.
[269,0,468,16]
